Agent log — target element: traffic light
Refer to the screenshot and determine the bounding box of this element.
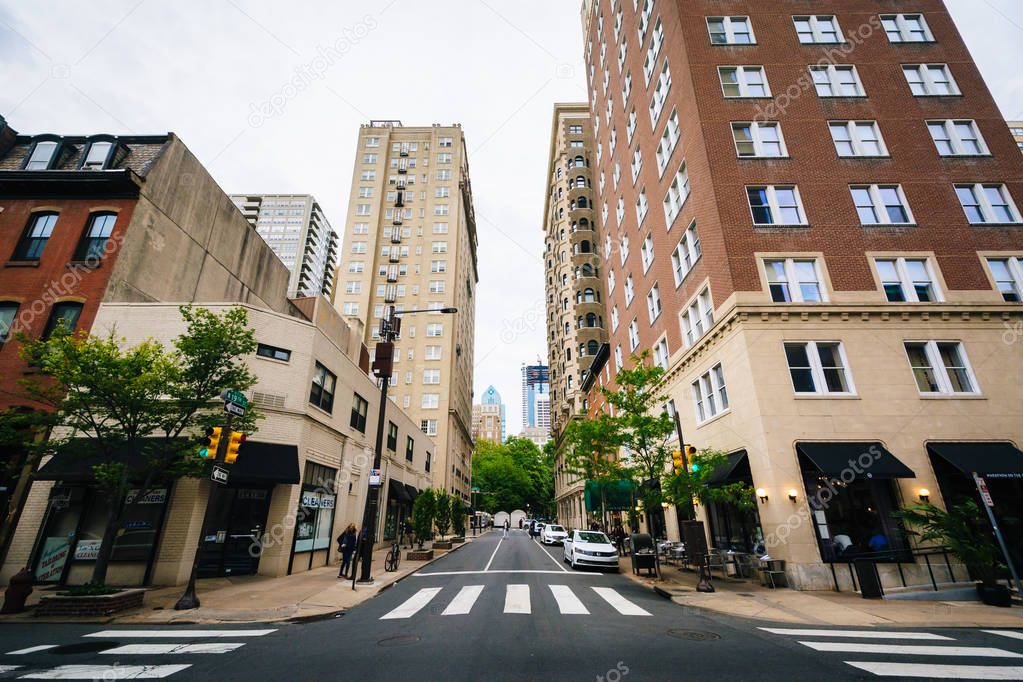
[683,445,699,472]
[224,431,246,464]
[671,450,684,474]
[199,427,222,459]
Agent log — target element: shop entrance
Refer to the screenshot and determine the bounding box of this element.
[197,486,272,578]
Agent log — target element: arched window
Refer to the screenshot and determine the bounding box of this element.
[580,264,595,277]
[585,312,598,327]
[579,218,590,230]
[74,212,117,261]
[574,155,585,167]
[577,197,589,208]
[580,240,591,253]
[579,343,586,356]
[576,175,586,187]
[583,288,596,303]
[587,340,600,356]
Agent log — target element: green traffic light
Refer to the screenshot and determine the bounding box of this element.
[199,448,210,459]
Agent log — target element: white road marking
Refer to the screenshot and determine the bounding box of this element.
[0,666,22,674]
[549,585,589,614]
[799,642,1023,658]
[986,631,1023,641]
[592,587,651,616]
[100,643,246,655]
[504,584,530,614]
[6,645,57,655]
[20,665,190,679]
[380,587,443,620]
[845,662,1023,679]
[759,627,953,640]
[442,585,484,616]
[413,569,598,577]
[535,540,569,572]
[483,537,504,572]
[84,629,275,638]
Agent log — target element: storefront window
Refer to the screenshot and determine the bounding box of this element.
[294,463,337,554]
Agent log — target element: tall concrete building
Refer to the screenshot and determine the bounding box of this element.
[230,193,339,298]
[472,401,503,445]
[333,121,478,501]
[480,385,506,442]
[1010,121,1023,153]
[580,0,1023,590]
[521,362,551,430]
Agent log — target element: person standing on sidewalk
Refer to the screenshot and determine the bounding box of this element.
[337,524,357,578]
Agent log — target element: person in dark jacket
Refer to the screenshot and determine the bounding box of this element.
[337,524,357,578]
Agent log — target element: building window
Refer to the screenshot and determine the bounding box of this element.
[881,14,934,43]
[671,221,702,286]
[635,189,649,225]
[341,302,359,315]
[0,302,18,346]
[365,136,380,147]
[718,66,769,98]
[810,65,864,97]
[351,242,367,254]
[81,140,113,170]
[423,369,440,385]
[765,259,825,303]
[387,422,398,451]
[649,60,672,125]
[681,288,713,347]
[903,64,959,96]
[426,323,443,337]
[828,121,887,157]
[422,393,440,409]
[41,302,82,340]
[624,275,635,306]
[610,305,620,332]
[349,393,369,431]
[655,109,680,176]
[794,15,842,44]
[732,122,786,157]
[12,212,58,261]
[309,362,337,413]
[692,364,729,423]
[851,185,913,225]
[431,260,447,273]
[345,281,361,294]
[256,343,291,362]
[747,186,807,226]
[785,342,854,395]
[406,435,415,462]
[628,320,640,351]
[421,419,438,436]
[646,283,662,323]
[641,234,654,272]
[905,341,977,395]
[662,160,691,228]
[620,235,629,265]
[927,120,988,156]
[355,204,371,216]
[986,257,1023,302]
[875,258,941,302]
[614,345,624,371]
[24,140,62,170]
[653,338,670,370]
[955,184,1021,225]
[707,16,754,45]
[348,262,364,273]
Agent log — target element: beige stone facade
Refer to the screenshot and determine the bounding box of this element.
[332,122,477,502]
[472,403,502,445]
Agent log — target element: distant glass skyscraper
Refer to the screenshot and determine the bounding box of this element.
[481,385,506,441]
[521,363,550,430]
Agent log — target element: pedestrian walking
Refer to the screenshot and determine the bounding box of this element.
[504,519,510,531]
[337,524,357,578]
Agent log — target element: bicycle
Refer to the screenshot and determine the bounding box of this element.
[384,542,401,572]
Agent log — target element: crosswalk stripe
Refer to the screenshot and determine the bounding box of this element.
[442,585,484,616]
[19,665,190,679]
[84,629,274,638]
[799,641,1023,658]
[549,585,589,614]
[380,587,442,620]
[986,631,1023,641]
[592,587,651,616]
[504,584,530,614]
[0,666,22,674]
[845,662,1023,679]
[759,627,953,640]
[99,643,246,655]
[6,645,58,655]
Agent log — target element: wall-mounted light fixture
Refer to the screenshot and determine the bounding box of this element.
[756,488,768,504]
[918,488,930,503]
[787,489,798,502]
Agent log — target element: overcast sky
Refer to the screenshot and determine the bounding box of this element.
[2,1,1022,435]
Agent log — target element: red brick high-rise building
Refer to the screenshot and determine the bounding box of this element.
[577,0,1023,589]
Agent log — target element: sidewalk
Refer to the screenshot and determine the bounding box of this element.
[2,539,470,625]
[621,558,1023,628]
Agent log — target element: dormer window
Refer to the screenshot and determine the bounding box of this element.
[24,140,59,170]
[82,141,113,169]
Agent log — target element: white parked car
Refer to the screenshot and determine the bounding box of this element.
[563,530,619,571]
[541,524,568,545]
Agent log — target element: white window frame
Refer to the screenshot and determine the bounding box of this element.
[647,284,662,323]
[692,364,729,424]
[927,120,989,157]
[641,233,654,272]
[810,65,865,97]
[784,341,856,395]
[636,190,649,226]
[642,19,664,84]
[746,185,808,226]
[793,15,842,44]
[903,64,960,96]
[764,258,826,303]
[850,184,914,226]
[624,274,635,306]
[731,121,787,158]
[881,14,934,43]
[649,60,672,126]
[986,257,1023,302]
[628,319,640,351]
[631,147,643,183]
[904,340,979,396]
[620,235,630,265]
[663,160,690,227]
[707,16,754,45]
[718,66,770,98]
[653,337,670,370]
[655,109,680,176]
[611,305,620,332]
[874,257,944,303]
[828,121,888,157]
[681,288,714,348]
[671,221,702,286]
[955,184,1022,225]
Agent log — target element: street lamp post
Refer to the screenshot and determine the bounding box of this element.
[355,305,456,583]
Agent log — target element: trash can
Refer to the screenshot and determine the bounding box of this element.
[853,559,884,599]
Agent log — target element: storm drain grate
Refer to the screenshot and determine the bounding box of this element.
[52,641,120,655]
[666,629,721,642]
[378,635,421,647]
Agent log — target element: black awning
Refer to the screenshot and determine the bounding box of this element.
[928,442,1023,479]
[706,450,748,487]
[34,439,179,483]
[404,483,419,501]
[797,442,915,479]
[231,441,300,484]
[388,479,411,505]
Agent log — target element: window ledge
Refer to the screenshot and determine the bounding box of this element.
[5,260,40,268]
[67,260,101,270]
[918,393,986,400]
[939,154,992,159]
[862,223,919,229]
[737,155,792,161]
[754,223,811,230]
[971,222,1023,228]
[837,155,892,160]
[794,394,860,400]
[695,409,732,429]
[255,356,290,365]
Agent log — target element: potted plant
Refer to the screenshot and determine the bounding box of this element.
[897,500,1010,607]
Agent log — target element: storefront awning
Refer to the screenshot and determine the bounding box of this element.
[229,441,300,484]
[927,442,1023,479]
[404,483,419,502]
[796,442,915,479]
[388,479,411,505]
[34,440,179,483]
[706,450,749,487]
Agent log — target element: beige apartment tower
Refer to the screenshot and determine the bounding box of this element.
[333,121,478,502]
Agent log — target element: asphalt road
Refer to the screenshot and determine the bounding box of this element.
[3,529,1023,680]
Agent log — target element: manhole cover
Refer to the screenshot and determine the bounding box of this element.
[377,635,421,647]
[52,641,120,655]
[666,629,721,642]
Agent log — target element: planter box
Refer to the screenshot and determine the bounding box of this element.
[407,550,434,561]
[35,588,144,618]
[450,537,465,544]
[433,541,453,550]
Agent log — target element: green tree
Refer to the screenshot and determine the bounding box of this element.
[451,498,466,537]
[896,500,1002,586]
[471,438,553,516]
[559,412,626,527]
[662,448,755,519]
[17,305,258,584]
[434,489,452,538]
[411,488,436,549]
